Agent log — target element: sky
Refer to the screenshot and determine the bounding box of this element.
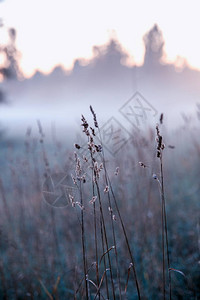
[0,0,200,78]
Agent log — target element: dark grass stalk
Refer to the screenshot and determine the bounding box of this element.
[100,217,110,299]
[97,139,139,298]
[100,157,122,299]
[156,123,171,299]
[92,184,100,299]
[160,156,172,300]
[161,189,166,300]
[79,180,89,300]
[39,279,54,300]
[99,148,122,299]
[89,105,140,299]
[87,135,114,299]
[95,179,116,300]
[75,263,94,297]
[89,149,99,286]
[88,107,122,295]
[107,177,141,299]
[88,147,108,299]
[107,207,122,299]
[93,269,111,300]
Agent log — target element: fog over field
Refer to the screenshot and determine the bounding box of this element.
[1,25,200,140]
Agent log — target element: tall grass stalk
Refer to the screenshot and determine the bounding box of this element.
[108,177,141,299]
[79,177,89,299]
[99,152,122,300]
[88,139,109,299]
[160,155,172,300]
[92,191,100,299]
[90,105,140,299]
[80,114,116,298]
[90,153,101,299]
[156,124,171,299]
[95,176,116,300]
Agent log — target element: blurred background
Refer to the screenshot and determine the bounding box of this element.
[0,0,200,142]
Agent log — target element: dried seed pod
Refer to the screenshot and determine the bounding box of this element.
[104,186,109,193]
[74,143,81,149]
[115,167,119,176]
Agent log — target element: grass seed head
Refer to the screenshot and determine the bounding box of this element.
[90,105,99,128]
[104,186,109,193]
[115,167,119,176]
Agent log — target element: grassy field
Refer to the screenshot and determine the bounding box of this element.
[0,109,199,299]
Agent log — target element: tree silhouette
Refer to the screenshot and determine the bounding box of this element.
[0,27,21,80]
[143,24,164,69]
[0,22,21,103]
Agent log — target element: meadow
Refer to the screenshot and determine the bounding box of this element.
[0,108,199,299]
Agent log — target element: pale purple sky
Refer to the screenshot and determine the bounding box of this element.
[0,0,200,77]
